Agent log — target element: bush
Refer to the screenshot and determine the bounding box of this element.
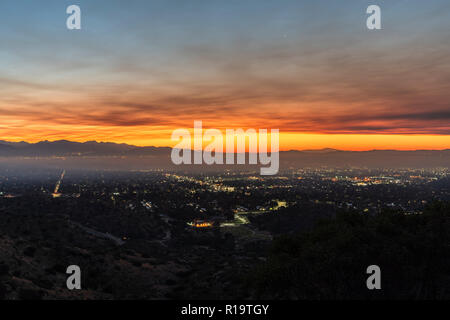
[0,263,10,276]
[23,247,36,258]
[18,288,43,300]
[252,202,450,299]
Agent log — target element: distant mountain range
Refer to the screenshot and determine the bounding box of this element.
[0,140,170,157]
[0,140,449,169]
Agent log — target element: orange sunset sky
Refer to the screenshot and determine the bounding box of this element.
[1,1,449,151]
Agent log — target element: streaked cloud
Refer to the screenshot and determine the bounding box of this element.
[0,0,449,149]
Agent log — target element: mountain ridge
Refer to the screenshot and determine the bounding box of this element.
[1,140,448,154]
[0,140,448,169]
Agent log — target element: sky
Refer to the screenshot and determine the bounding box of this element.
[0,0,449,150]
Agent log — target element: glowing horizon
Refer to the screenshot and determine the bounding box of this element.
[1,132,449,152]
